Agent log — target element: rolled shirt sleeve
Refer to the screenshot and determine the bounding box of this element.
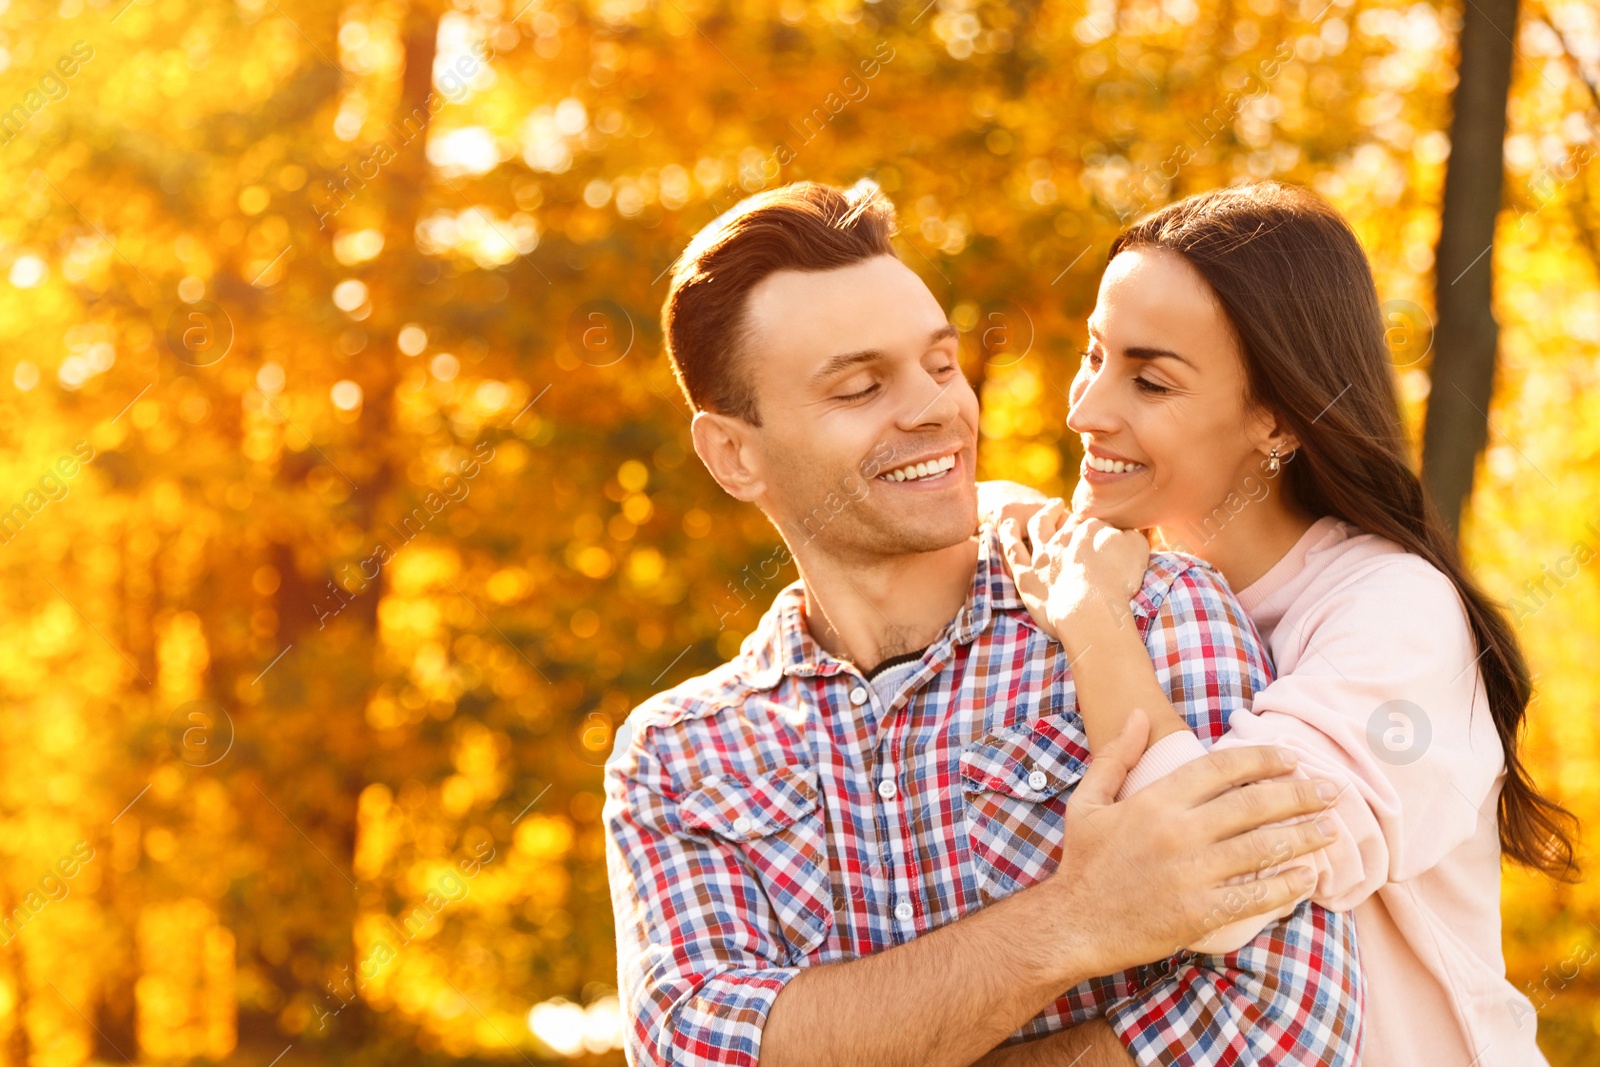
[604,724,801,1067]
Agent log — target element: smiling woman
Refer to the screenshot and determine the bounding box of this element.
[1003,180,1578,1067]
[1064,245,1302,562]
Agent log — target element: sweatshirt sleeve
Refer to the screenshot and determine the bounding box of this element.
[1121,555,1506,953]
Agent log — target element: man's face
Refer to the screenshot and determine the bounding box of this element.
[737,254,979,560]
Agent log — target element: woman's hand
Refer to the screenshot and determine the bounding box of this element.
[1002,506,1189,757]
[999,502,1151,651]
[975,480,1051,537]
[997,499,1074,638]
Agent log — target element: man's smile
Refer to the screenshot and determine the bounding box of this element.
[877,451,959,484]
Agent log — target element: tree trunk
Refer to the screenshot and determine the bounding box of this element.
[1421,0,1521,535]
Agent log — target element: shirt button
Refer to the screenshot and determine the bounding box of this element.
[732,816,752,834]
[1027,769,1048,790]
[877,779,897,800]
[894,902,914,922]
[849,686,869,706]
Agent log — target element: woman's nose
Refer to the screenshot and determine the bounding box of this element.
[1065,368,1114,436]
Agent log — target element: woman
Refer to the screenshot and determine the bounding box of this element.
[995,182,1577,1067]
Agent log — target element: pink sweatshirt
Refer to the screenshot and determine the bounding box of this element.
[1120,516,1547,1067]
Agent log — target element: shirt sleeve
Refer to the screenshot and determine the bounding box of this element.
[1113,566,1299,953]
[1117,560,1317,955]
[603,723,801,1067]
[1106,901,1365,1067]
[1116,556,1505,951]
[1106,559,1372,1062]
[1114,557,1274,808]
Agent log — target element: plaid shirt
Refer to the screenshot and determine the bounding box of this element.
[604,525,1363,1066]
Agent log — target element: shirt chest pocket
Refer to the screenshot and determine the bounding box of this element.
[959,712,1090,907]
[678,766,835,960]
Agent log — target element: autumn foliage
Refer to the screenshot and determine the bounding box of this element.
[0,0,1596,1062]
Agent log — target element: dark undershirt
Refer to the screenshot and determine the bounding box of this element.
[864,647,929,679]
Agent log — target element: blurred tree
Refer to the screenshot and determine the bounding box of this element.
[0,0,1594,1064]
[1421,0,1520,534]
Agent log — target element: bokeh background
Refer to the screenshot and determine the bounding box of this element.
[0,0,1596,1062]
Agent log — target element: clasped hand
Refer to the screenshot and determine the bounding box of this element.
[994,498,1152,649]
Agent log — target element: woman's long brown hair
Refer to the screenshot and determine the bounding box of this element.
[1112,182,1579,879]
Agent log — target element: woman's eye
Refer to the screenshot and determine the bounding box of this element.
[1080,347,1101,370]
[1134,377,1169,395]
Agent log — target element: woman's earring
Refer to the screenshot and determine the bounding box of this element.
[1267,446,1280,473]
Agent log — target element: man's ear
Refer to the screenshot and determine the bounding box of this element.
[691,411,766,502]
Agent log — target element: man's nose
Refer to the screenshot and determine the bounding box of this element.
[898,375,960,431]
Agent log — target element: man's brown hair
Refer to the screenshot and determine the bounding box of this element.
[662,180,898,425]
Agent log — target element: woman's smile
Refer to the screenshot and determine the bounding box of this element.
[1080,443,1149,484]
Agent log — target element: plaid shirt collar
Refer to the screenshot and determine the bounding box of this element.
[739,526,1021,691]
[738,522,1171,691]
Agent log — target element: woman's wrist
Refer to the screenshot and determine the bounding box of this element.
[1061,622,1192,751]
[1055,593,1137,657]
[1144,711,1193,744]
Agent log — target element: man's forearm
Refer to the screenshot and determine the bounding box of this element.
[755,730,1341,1067]
[968,1020,1135,1067]
[761,876,1095,1067]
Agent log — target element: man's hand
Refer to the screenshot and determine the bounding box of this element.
[760,713,1335,1067]
[1041,710,1333,973]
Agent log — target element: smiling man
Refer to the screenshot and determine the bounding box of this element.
[602,181,1362,1067]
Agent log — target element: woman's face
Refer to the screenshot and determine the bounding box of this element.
[1067,246,1284,537]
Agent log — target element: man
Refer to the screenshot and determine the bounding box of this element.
[603,181,1360,1066]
